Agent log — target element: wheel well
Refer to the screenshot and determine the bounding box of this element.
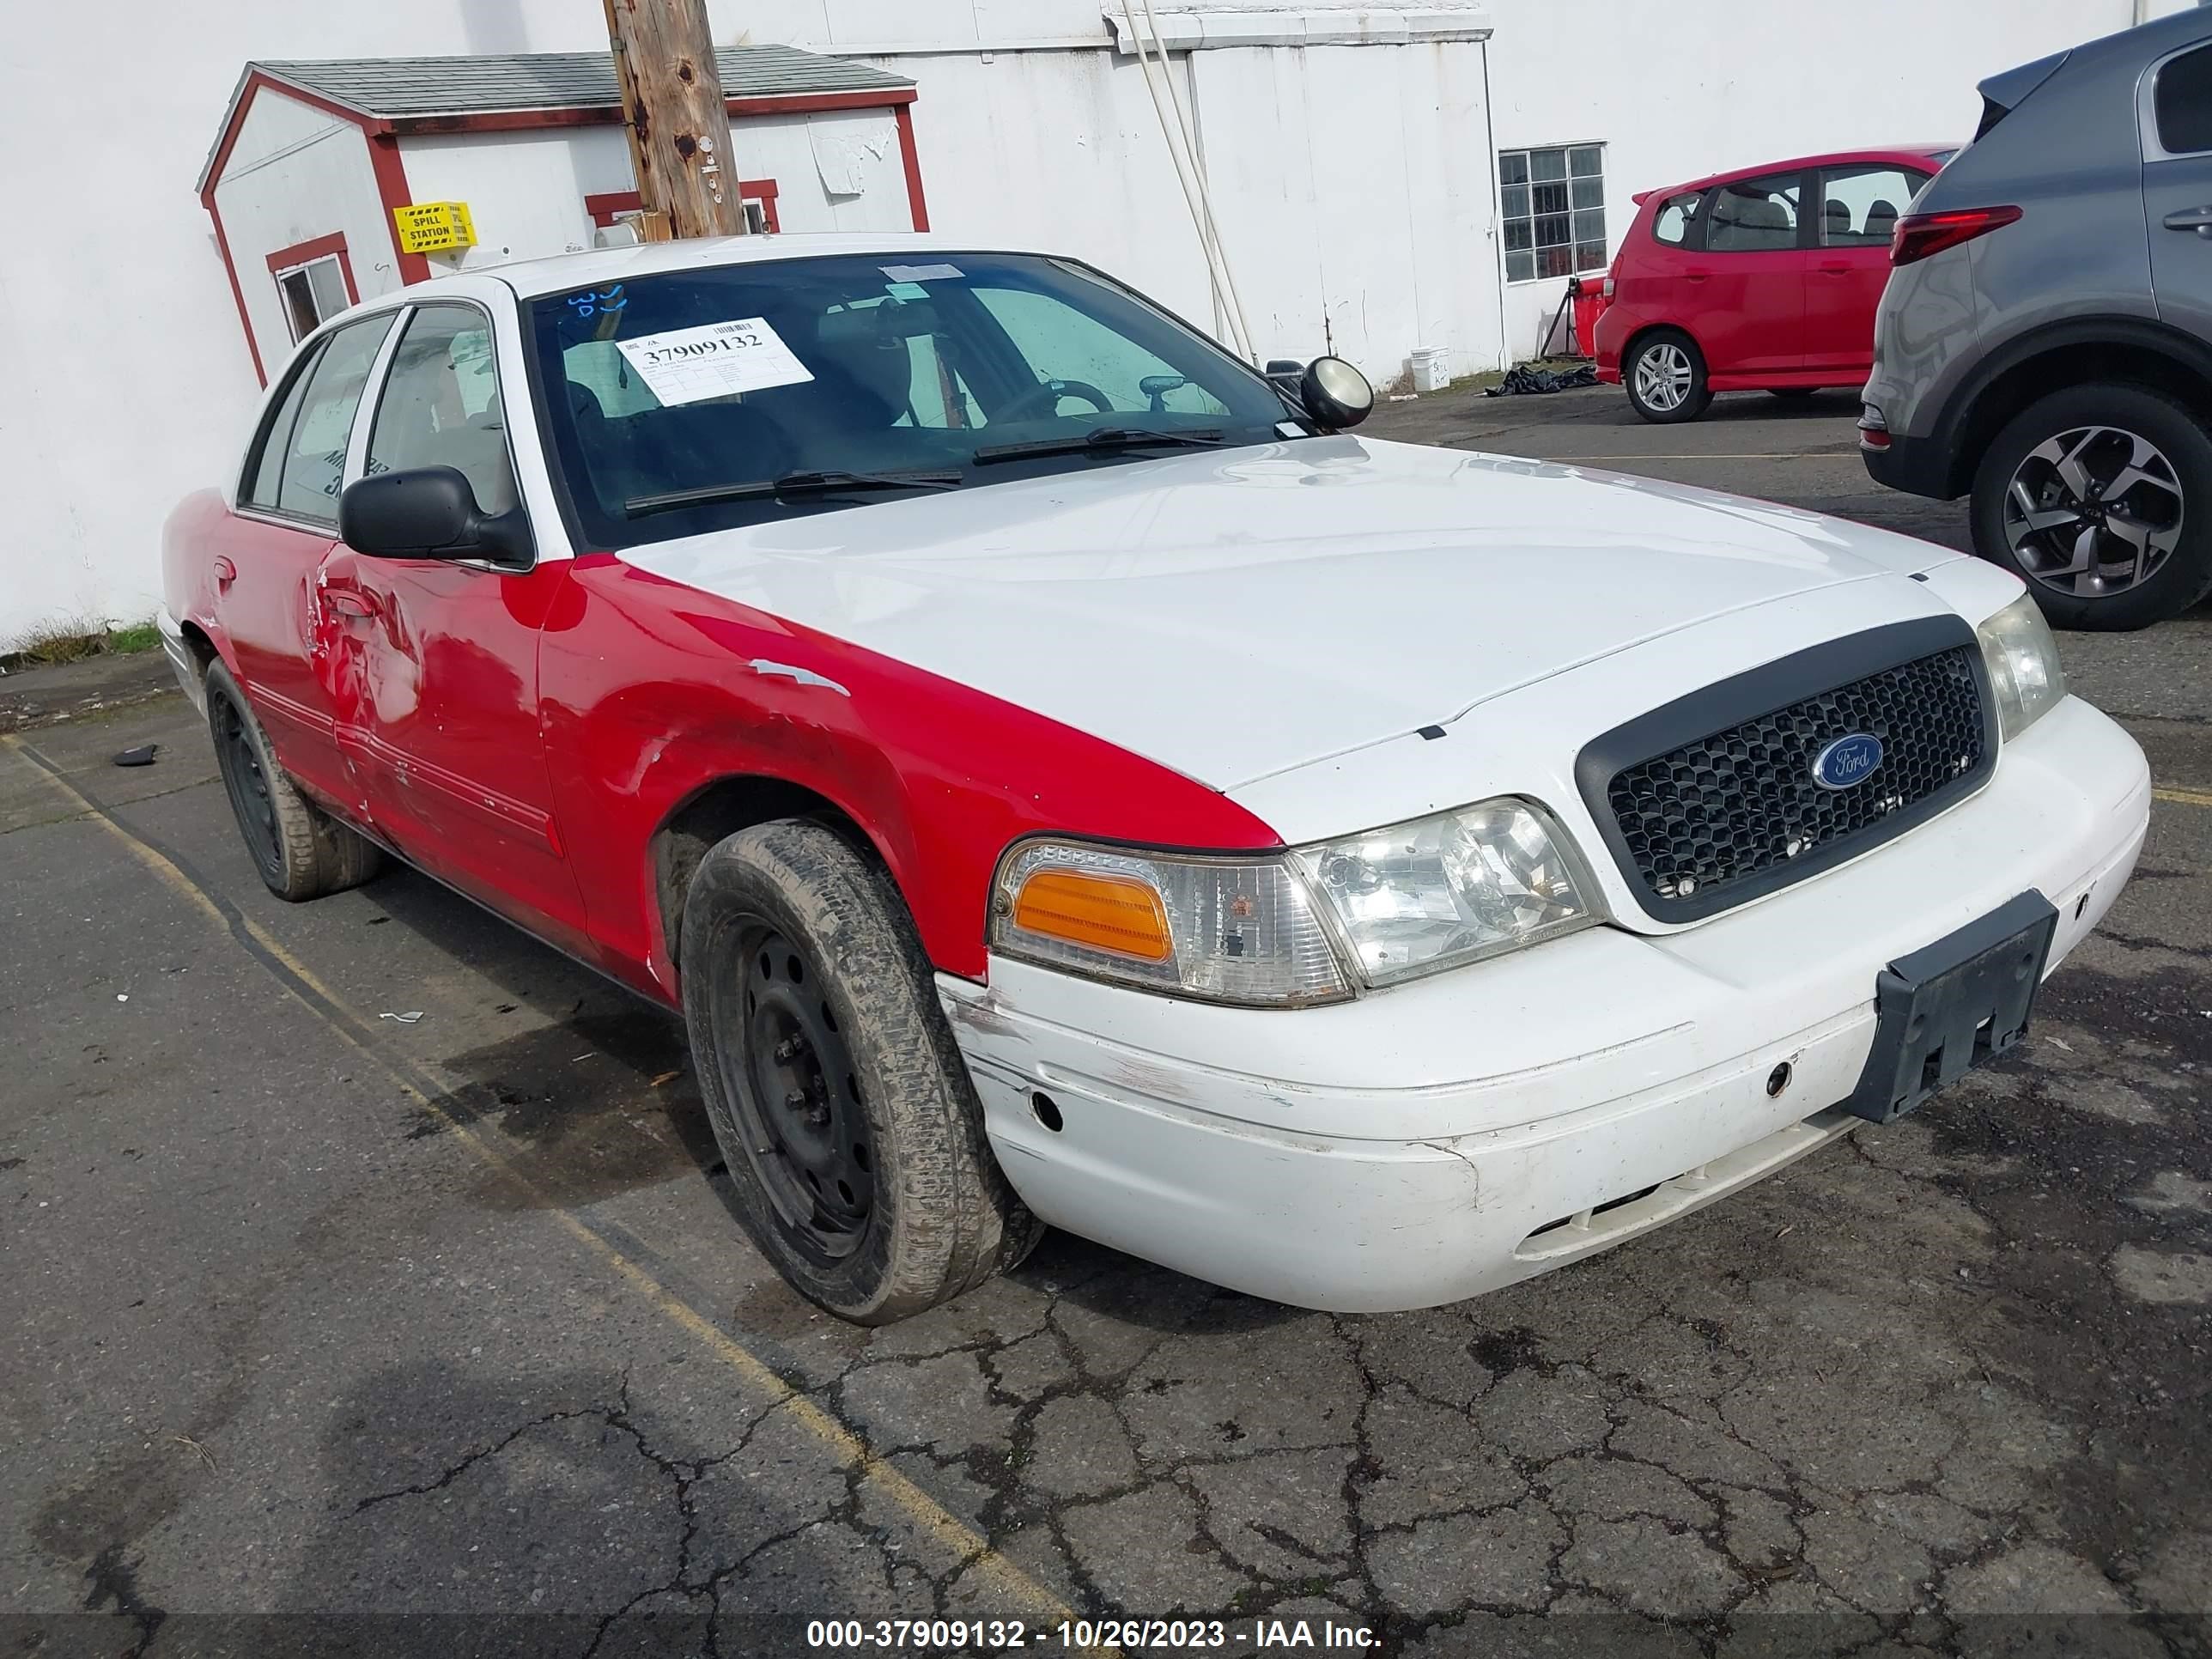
[1621,322,1699,369]
[651,776,878,973]
[179,621,217,678]
[1947,341,2212,495]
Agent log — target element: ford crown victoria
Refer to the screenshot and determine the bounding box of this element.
[161,234,2150,1323]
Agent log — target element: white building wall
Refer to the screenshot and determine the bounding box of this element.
[1190,42,1502,376]
[392,108,915,284]
[213,90,396,374]
[1483,0,2186,360]
[0,0,611,644]
[843,50,1215,328]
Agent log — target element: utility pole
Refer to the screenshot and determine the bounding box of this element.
[601,0,747,240]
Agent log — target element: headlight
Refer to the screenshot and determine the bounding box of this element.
[992,840,1352,1006]
[1291,800,1598,988]
[1976,592,2066,740]
[990,799,1599,1006]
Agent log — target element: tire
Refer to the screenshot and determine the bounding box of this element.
[1970,382,2212,631]
[204,661,384,902]
[1625,329,1712,424]
[681,819,1042,1324]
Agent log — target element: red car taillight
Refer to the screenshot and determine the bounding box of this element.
[1890,205,2022,267]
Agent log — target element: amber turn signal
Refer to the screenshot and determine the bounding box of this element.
[1012,869,1174,963]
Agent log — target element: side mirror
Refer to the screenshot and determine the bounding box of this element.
[338,467,532,565]
[1299,356,1375,430]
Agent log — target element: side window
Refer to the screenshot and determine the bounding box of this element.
[1705,172,1802,252]
[1817,167,1924,247]
[367,306,520,516]
[1651,191,1705,248]
[271,315,397,523]
[973,287,1231,416]
[242,341,327,511]
[2155,42,2212,155]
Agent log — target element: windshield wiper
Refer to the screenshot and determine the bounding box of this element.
[625,468,964,518]
[971,427,1228,465]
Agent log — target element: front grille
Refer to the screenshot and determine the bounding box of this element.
[1599,643,1990,917]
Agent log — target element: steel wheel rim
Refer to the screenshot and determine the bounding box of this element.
[2002,423,2183,599]
[214,694,283,881]
[713,922,874,1261]
[1634,343,1692,411]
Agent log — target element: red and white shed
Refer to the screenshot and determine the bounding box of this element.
[196,45,929,383]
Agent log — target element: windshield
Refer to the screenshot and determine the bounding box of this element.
[528,252,1297,550]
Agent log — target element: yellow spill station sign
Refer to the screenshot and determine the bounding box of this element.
[392,202,477,255]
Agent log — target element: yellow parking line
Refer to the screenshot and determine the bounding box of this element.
[2154,787,2212,809]
[4,733,1091,1639]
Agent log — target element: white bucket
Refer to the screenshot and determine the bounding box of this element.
[1409,347,1449,392]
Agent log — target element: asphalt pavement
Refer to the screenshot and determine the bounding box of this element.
[3,385,2208,1657]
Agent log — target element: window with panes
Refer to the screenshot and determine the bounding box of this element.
[1500,144,1607,283]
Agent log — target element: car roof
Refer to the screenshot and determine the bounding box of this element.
[1648,145,1956,202]
[437,231,1008,300]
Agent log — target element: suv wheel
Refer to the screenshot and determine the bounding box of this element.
[1972,383,2212,630]
[1625,330,1712,424]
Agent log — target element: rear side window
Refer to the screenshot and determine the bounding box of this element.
[1705,173,1802,252]
[1816,167,1926,247]
[2154,42,2212,155]
[244,316,395,524]
[241,342,326,511]
[1651,191,1705,247]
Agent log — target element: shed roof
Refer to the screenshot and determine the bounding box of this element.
[251,44,909,119]
[200,45,913,192]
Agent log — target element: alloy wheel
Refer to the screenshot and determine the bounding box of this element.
[2002,424,2184,599]
[1633,343,1694,412]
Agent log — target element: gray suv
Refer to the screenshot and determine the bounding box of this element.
[1862,8,2212,629]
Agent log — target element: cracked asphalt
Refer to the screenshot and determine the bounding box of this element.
[4,386,2209,1657]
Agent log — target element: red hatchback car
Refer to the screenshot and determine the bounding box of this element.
[1595,146,1954,422]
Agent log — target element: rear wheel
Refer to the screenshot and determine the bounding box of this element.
[204,661,383,901]
[681,819,1042,1324]
[1625,330,1711,423]
[1971,383,2212,630]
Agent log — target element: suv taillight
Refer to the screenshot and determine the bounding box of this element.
[1891,205,2021,267]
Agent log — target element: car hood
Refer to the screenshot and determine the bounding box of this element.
[622,435,1961,792]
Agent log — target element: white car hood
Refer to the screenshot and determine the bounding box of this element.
[623,436,1960,791]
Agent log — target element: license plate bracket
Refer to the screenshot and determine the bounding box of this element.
[1844,890,2059,1125]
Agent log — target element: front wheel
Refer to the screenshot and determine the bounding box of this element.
[1625,330,1711,424]
[681,819,1042,1324]
[1970,382,2212,630]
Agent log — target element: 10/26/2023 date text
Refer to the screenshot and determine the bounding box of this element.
[805,1617,1382,1650]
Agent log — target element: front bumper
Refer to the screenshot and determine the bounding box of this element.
[941,696,2149,1311]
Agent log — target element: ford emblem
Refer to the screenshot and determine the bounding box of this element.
[1813,732,1883,790]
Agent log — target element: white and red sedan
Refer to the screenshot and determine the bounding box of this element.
[162,234,2149,1323]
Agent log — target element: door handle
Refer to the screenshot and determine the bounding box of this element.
[325,591,378,620]
[2164,206,2212,238]
[1683,269,1711,283]
[212,556,237,591]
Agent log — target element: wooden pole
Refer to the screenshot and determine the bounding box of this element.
[601,0,747,240]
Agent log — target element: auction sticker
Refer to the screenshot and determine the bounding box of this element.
[615,318,815,406]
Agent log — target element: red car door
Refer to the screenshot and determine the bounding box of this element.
[1804,164,1929,380]
[1682,169,1808,379]
[222,314,396,817]
[318,301,594,957]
